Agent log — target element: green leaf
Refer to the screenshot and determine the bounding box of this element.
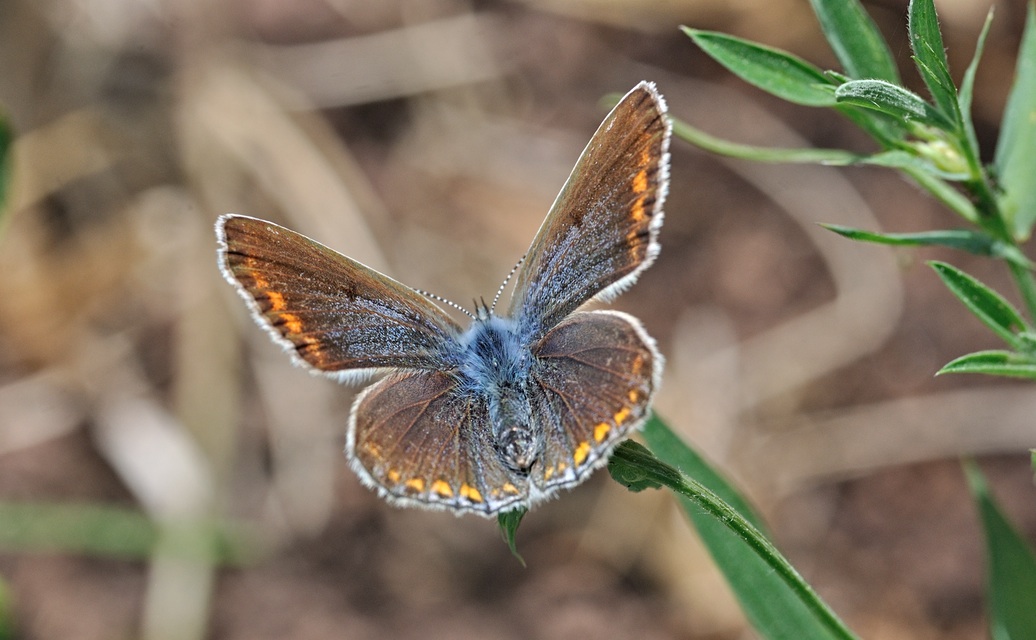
[863,148,968,180]
[959,9,995,151]
[964,461,1036,639]
[497,509,527,567]
[929,261,1029,347]
[683,28,837,107]
[809,0,900,82]
[822,225,1033,267]
[937,349,1036,379]
[835,80,953,129]
[908,0,960,126]
[995,2,1036,241]
[609,416,858,640]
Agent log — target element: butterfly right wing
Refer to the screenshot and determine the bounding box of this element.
[348,370,529,516]
[218,215,461,379]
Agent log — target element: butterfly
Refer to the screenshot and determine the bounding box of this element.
[217,81,670,516]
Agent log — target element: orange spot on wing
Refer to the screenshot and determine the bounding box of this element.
[266,290,286,311]
[613,406,631,425]
[593,422,611,443]
[431,480,453,498]
[460,483,483,503]
[405,477,425,492]
[574,441,591,466]
[280,312,305,335]
[386,469,401,484]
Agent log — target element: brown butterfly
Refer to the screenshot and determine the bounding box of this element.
[217,82,669,516]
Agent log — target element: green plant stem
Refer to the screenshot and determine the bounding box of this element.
[612,443,858,640]
[1008,260,1036,323]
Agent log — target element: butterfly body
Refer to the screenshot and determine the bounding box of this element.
[218,81,671,517]
[456,313,540,472]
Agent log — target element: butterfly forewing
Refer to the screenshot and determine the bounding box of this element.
[529,310,660,490]
[508,82,670,338]
[349,371,529,514]
[218,215,461,377]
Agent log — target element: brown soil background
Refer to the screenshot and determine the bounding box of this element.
[0,1,1034,638]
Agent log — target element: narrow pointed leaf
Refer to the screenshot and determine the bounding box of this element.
[937,350,1036,379]
[497,509,527,566]
[959,10,995,150]
[964,461,1036,639]
[994,2,1036,240]
[609,416,858,640]
[908,0,960,124]
[822,225,1033,267]
[809,0,899,82]
[835,80,953,129]
[862,149,968,180]
[684,28,837,106]
[930,261,1029,346]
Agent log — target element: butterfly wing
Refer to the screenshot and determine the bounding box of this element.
[218,215,461,379]
[348,370,529,516]
[507,82,670,338]
[528,310,661,494]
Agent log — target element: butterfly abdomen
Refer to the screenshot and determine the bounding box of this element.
[457,315,543,472]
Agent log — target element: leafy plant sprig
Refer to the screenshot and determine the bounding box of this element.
[681,0,1036,378]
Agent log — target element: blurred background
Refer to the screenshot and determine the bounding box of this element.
[0,0,1034,638]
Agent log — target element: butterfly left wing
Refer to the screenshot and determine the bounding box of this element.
[218,215,461,379]
[507,82,670,339]
[527,310,662,494]
[348,370,530,516]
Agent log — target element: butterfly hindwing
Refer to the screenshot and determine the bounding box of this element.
[529,310,661,491]
[348,370,529,515]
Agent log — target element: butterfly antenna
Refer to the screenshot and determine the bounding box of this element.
[490,253,526,314]
[416,289,475,320]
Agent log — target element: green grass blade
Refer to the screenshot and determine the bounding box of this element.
[908,0,960,125]
[0,112,12,236]
[610,416,858,640]
[0,502,254,565]
[809,0,899,82]
[640,415,766,531]
[964,461,1036,639]
[994,2,1036,241]
[0,573,11,640]
[929,261,1029,346]
[937,350,1036,379]
[683,28,837,106]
